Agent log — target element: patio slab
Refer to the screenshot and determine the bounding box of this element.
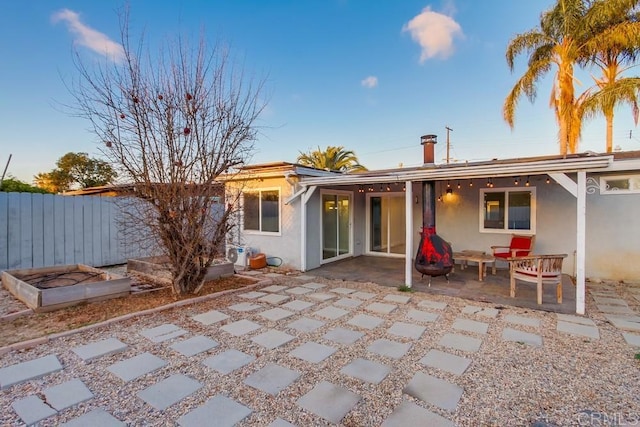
[71,338,128,361]
[238,291,268,299]
[229,302,263,312]
[296,380,361,424]
[351,291,377,300]
[347,313,385,330]
[340,358,390,384]
[596,304,636,315]
[287,317,326,333]
[420,349,472,376]
[557,321,600,339]
[366,302,398,314]
[502,328,543,347]
[331,287,357,294]
[60,409,125,427]
[251,329,296,349]
[403,372,463,411]
[382,400,455,427]
[367,338,412,359]
[12,395,57,425]
[169,336,218,357]
[0,354,63,390]
[137,374,202,410]
[281,299,316,311]
[313,306,349,320]
[604,315,640,332]
[438,333,482,353]
[300,282,326,290]
[259,294,291,305]
[323,327,364,345]
[556,313,596,326]
[140,323,187,343]
[220,319,262,337]
[407,309,439,323]
[289,342,337,363]
[418,300,448,310]
[452,318,489,335]
[44,378,93,411]
[259,307,296,321]
[269,419,297,427]
[107,352,167,382]
[177,395,252,427]
[203,349,255,374]
[387,321,427,340]
[262,285,288,292]
[307,292,336,302]
[383,294,411,304]
[244,363,300,395]
[294,275,316,281]
[191,309,229,325]
[334,297,363,308]
[622,332,640,347]
[285,286,313,295]
[461,305,500,318]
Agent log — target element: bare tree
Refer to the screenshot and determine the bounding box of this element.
[68,16,266,295]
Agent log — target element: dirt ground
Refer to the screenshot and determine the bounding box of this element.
[0,276,255,348]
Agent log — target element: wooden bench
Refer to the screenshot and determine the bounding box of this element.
[508,254,567,304]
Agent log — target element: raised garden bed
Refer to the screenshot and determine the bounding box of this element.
[127,256,234,286]
[2,264,130,312]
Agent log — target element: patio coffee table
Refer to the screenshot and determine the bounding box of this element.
[453,250,496,281]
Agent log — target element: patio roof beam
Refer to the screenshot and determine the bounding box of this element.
[549,173,577,198]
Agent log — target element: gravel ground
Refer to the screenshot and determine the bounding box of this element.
[1,273,639,426]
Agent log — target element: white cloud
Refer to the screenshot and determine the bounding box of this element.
[52,9,124,62]
[402,5,463,62]
[361,76,378,88]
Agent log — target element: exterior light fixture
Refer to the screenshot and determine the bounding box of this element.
[469,180,473,187]
[446,188,453,195]
[546,176,551,184]
[525,176,530,187]
[457,181,461,189]
[514,177,519,185]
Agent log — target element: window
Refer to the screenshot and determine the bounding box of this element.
[243,189,280,233]
[480,187,535,233]
[600,174,640,194]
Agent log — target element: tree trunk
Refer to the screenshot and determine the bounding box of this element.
[606,111,614,153]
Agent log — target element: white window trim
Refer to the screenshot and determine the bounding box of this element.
[242,187,282,236]
[599,174,640,194]
[479,186,536,234]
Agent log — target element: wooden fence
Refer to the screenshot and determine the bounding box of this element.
[0,193,155,271]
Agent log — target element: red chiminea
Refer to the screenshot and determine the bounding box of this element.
[414,135,453,285]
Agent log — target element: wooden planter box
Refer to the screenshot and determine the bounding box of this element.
[127,256,234,285]
[2,264,130,312]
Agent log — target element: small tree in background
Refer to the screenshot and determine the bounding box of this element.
[67,15,266,295]
[34,152,117,193]
[297,145,367,172]
[0,176,51,193]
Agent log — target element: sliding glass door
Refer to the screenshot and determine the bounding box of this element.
[321,192,351,261]
[368,194,406,256]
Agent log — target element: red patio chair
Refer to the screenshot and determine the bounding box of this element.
[491,234,535,260]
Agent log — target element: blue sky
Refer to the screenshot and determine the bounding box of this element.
[3,1,640,183]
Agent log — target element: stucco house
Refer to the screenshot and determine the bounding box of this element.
[225,136,640,314]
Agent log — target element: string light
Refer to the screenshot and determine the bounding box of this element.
[525,176,530,187]
[457,180,461,189]
[514,176,519,185]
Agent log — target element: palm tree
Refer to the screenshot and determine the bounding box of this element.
[579,4,640,153]
[504,0,640,155]
[296,145,367,172]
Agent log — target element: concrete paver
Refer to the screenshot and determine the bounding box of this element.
[313,306,349,320]
[190,309,229,325]
[367,338,412,359]
[169,336,218,357]
[281,299,315,311]
[351,291,376,300]
[177,395,252,427]
[11,395,57,425]
[383,294,411,304]
[403,372,463,411]
[107,352,167,382]
[140,323,187,343]
[623,332,640,347]
[597,304,636,315]
[334,297,362,308]
[293,275,315,281]
[137,374,202,410]
[0,354,63,390]
[382,400,455,427]
[71,338,128,361]
[285,286,313,295]
[366,302,398,314]
[44,378,93,411]
[307,292,336,302]
[287,317,325,333]
[244,363,300,395]
[340,358,390,384]
[60,409,125,427]
[330,287,356,294]
[438,333,482,352]
[296,380,361,424]
[251,330,296,349]
[238,291,268,299]
[259,294,291,305]
[290,342,337,363]
[203,349,255,374]
[557,321,600,339]
[556,313,596,326]
[407,309,439,323]
[605,314,640,332]
[347,313,384,330]
[387,321,426,339]
[418,300,447,310]
[323,327,364,345]
[269,418,297,427]
[452,318,489,335]
[229,302,262,312]
[461,305,499,318]
[420,349,472,375]
[221,319,262,336]
[300,282,326,290]
[262,285,288,292]
[502,328,543,347]
[259,307,296,321]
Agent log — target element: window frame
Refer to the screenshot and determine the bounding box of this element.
[242,187,281,235]
[599,174,640,195]
[479,186,536,234]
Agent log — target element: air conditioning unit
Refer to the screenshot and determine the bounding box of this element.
[226,245,252,269]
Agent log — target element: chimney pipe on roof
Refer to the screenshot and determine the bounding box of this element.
[421,134,437,165]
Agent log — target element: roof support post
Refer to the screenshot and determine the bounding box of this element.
[576,171,586,314]
[299,186,316,272]
[405,180,414,288]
